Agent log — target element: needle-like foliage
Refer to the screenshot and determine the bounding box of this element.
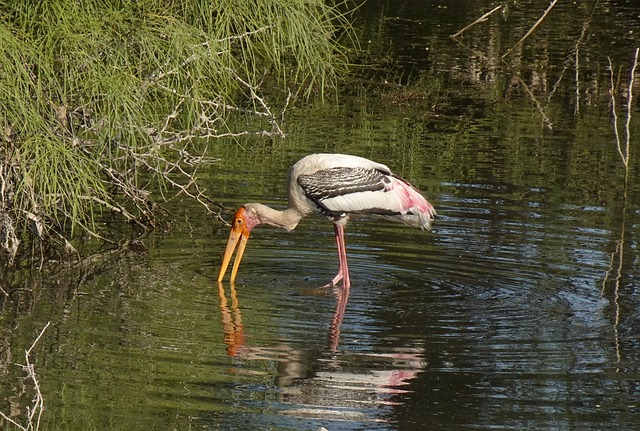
[0,0,352,265]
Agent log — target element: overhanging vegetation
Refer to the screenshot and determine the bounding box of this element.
[0,0,352,266]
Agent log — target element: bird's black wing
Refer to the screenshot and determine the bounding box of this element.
[298,167,390,218]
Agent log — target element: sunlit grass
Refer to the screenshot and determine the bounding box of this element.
[0,0,353,264]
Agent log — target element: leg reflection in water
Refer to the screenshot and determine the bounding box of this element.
[216,281,351,356]
[215,280,425,424]
[328,284,350,352]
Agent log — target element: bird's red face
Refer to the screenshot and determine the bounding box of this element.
[217,207,259,283]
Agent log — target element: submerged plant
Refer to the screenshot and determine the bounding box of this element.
[0,0,352,266]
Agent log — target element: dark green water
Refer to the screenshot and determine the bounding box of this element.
[2,1,640,430]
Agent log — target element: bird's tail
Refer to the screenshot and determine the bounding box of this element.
[389,176,436,231]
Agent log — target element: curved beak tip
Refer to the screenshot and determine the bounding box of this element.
[217,230,249,283]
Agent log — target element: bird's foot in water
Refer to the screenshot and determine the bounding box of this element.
[323,271,350,289]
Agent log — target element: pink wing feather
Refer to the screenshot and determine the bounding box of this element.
[385,176,436,230]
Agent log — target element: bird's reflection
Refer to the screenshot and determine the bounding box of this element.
[216,282,351,355]
[215,281,425,423]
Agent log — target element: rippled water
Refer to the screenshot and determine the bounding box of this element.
[3,151,639,430]
[2,1,640,430]
[193,124,638,429]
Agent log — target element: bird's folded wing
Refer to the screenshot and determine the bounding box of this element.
[298,166,435,230]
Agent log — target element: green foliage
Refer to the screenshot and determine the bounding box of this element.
[0,0,351,264]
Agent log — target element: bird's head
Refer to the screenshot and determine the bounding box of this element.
[217,206,261,283]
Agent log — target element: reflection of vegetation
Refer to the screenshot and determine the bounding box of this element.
[0,322,49,431]
[346,1,639,197]
[608,49,639,179]
[379,75,447,109]
[0,0,351,267]
[602,48,638,366]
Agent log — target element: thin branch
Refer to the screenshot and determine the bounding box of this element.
[450,4,504,38]
[624,48,639,167]
[280,90,293,127]
[0,321,51,431]
[0,410,24,430]
[116,141,221,215]
[515,74,553,130]
[228,68,287,138]
[26,322,50,431]
[77,195,141,224]
[502,0,559,59]
[608,57,625,165]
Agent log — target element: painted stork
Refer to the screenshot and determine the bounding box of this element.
[217,153,436,288]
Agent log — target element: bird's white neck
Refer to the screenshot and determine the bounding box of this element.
[245,203,305,232]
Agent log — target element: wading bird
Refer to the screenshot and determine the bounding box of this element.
[217,153,436,288]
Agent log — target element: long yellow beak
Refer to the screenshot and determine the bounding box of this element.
[217,229,249,283]
[218,207,255,283]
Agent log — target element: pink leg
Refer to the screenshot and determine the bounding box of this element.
[326,223,350,288]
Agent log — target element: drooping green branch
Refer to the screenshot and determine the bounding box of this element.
[0,0,353,266]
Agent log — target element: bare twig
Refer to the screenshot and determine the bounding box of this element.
[0,406,24,429]
[0,321,51,431]
[515,74,553,130]
[450,4,504,38]
[608,57,624,164]
[76,195,141,224]
[608,48,639,169]
[25,322,49,430]
[228,68,287,138]
[280,90,293,127]
[113,140,221,216]
[502,0,559,59]
[624,48,639,166]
